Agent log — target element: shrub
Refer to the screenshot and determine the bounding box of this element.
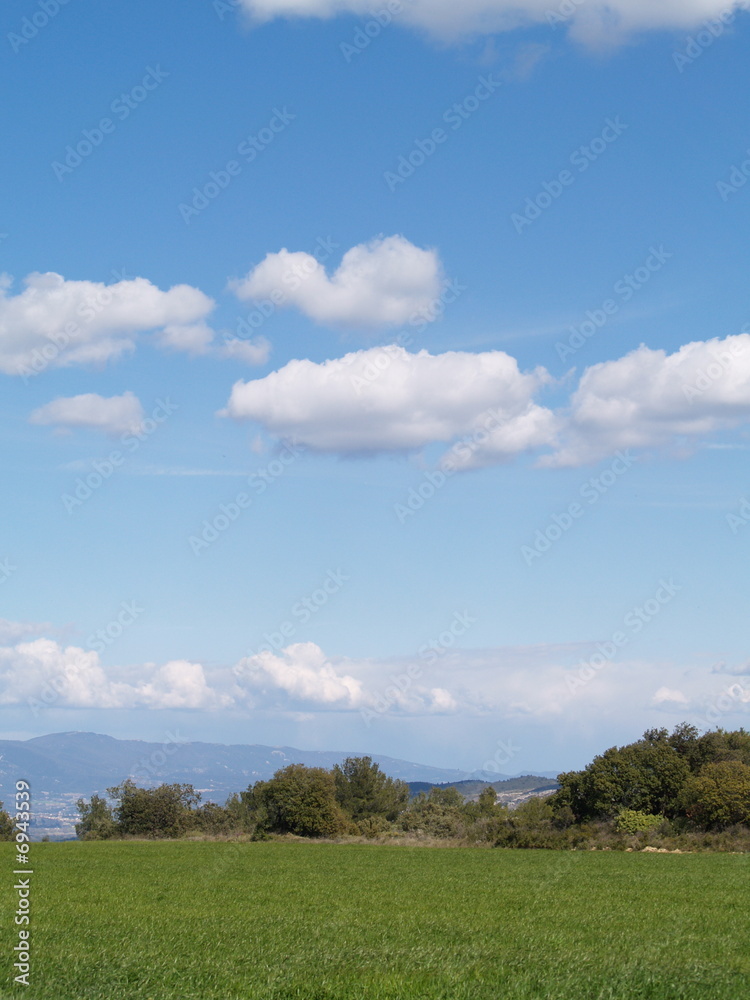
[616,809,664,834]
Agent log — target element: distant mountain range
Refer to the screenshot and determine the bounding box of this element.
[0,732,559,838]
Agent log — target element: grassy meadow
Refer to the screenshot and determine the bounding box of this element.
[1,841,748,999]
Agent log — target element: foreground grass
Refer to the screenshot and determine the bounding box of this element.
[0,842,748,999]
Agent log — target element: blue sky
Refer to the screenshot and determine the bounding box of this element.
[2,0,750,776]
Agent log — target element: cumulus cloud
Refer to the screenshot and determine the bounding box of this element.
[234,643,369,708]
[546,334,750,467]
[0,271,215,375]
[222,345,556,458]
[0,639,228,711]
[230,236,443,329]
[30,391,145,437]
[238,0,750,45]
[233,643,466,716]
[133,660,228,710]
[221,334,750,469]
[1,634,747,737]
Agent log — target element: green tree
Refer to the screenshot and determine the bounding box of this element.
[252,764,348,838]
[427,786,465,809]
[555,738,690,820]
[194,801,235,835]
[692,728,750,772]
[476,786,499,815]
[107,781,201,838]
[401,787,466,839]
[333,756,408,822]
[75,793,117,840]
[680,760,750,829]
[0,800,15,840]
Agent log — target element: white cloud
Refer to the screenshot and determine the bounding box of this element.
[221,345,556,457]
[218,336,272,365]
[30,391,145,437]
[233,643,466,715]
[546,334,750,467]
[652,686,689,706]
[234,642,369,708]
[0,639,228,711]
[1,635,747,736]
[133,660,228,710]
[221,334,750,469]
[230,236,443,329]
[0,271,215,375]
[239,0,749,45]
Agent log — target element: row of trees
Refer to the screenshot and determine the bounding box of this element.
[554,724,750,828]
[71,725,750,848]
[76,756,410,840]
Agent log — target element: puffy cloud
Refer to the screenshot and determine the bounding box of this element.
[221,334,750,469]
[0,639,227,711]
[238,0,750,45]
[546,334,750,467]
[222,345,556,457]
[234,643,369,708]
[0,271,215,375]
[1,634,747,735]
[30,391,145,437]
[233,643,466,715]
[133,660,228,710]
[230,236,443,329]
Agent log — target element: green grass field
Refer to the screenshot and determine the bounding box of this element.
[1,841,748,999]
